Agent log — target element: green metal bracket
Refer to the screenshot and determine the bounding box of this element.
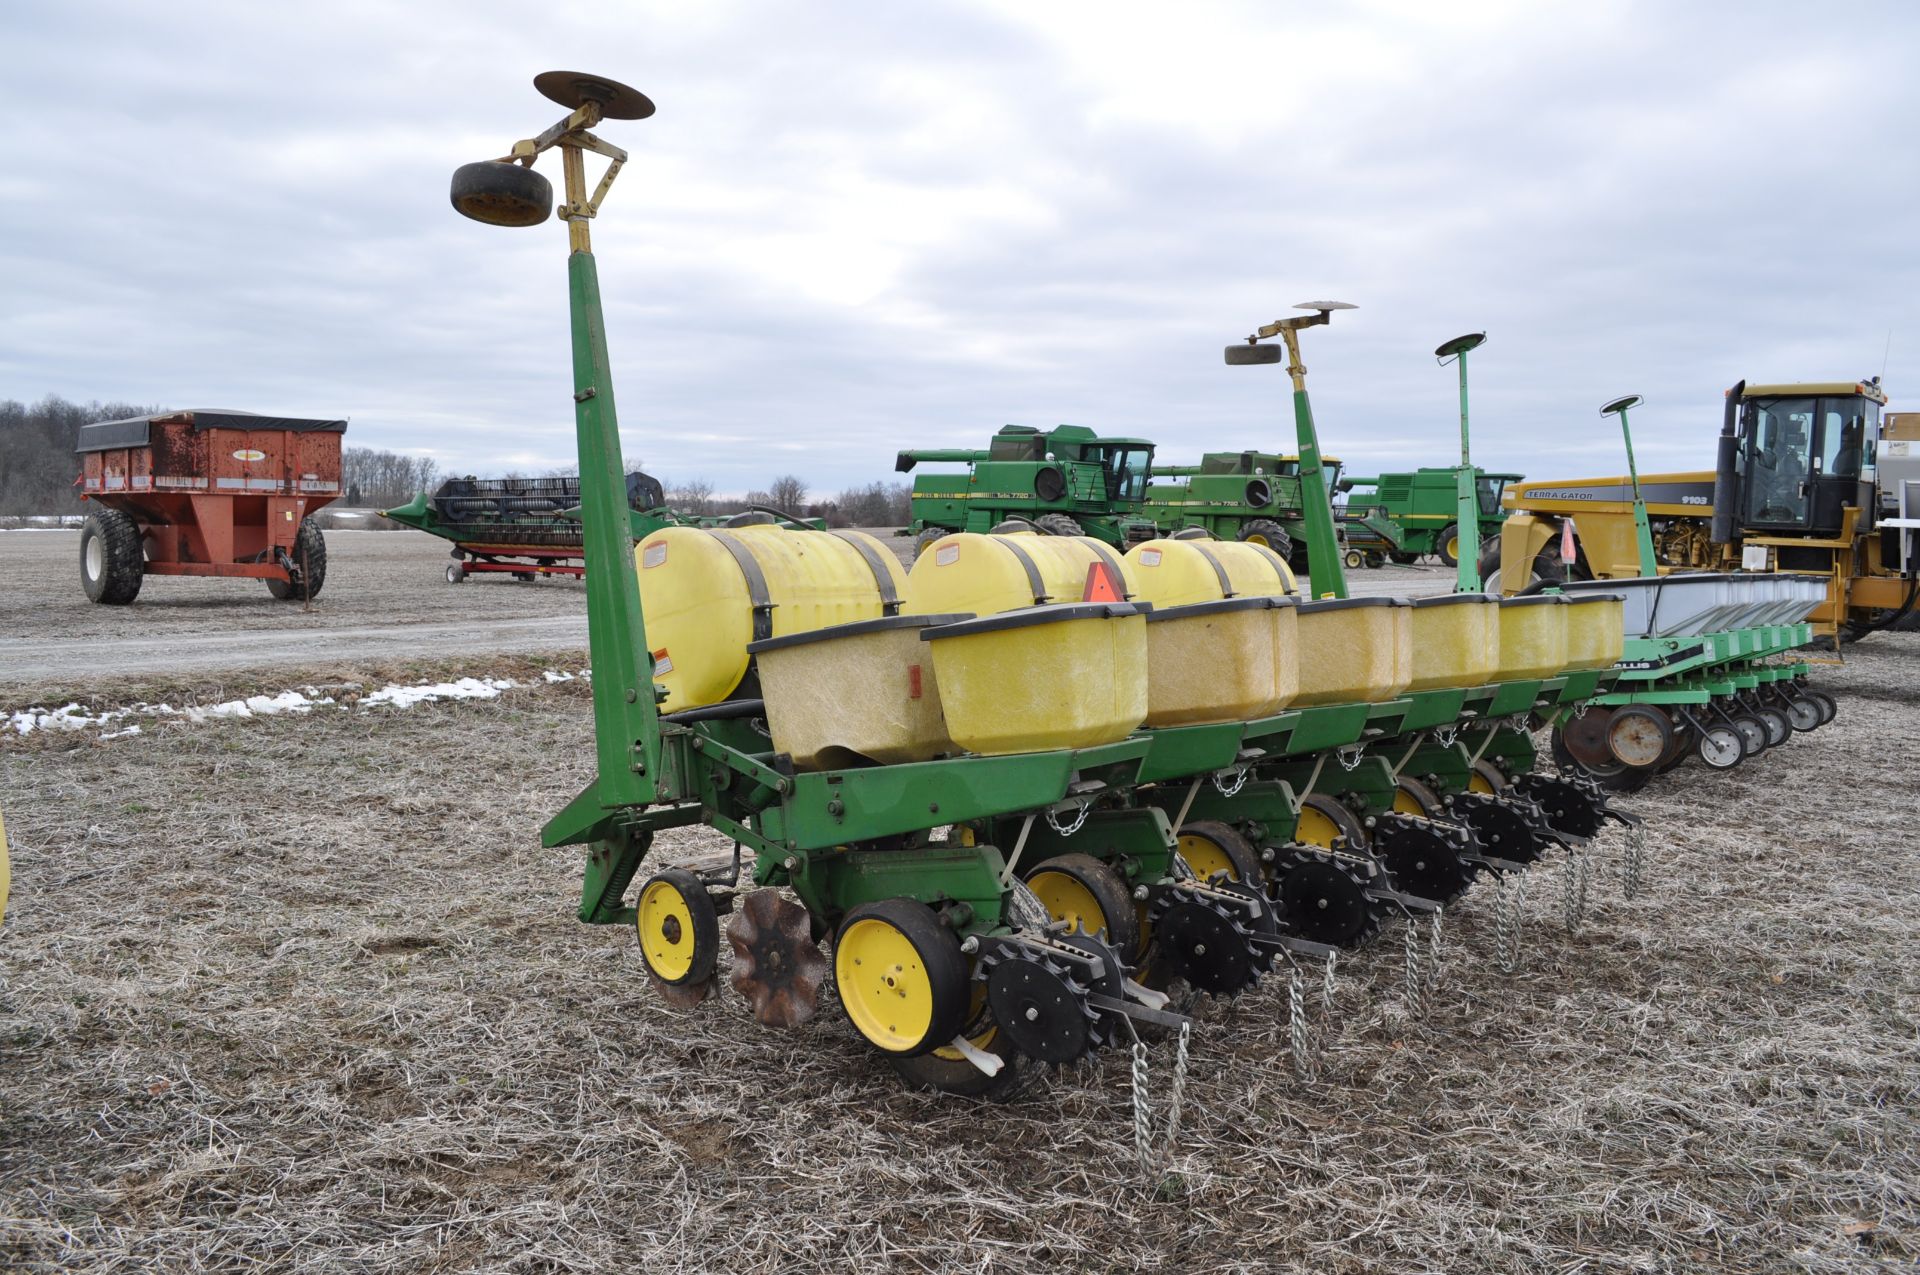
[1435,332,1487,592]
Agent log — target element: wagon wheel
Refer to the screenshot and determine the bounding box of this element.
[79,508,145,605]
[266,519,328,601]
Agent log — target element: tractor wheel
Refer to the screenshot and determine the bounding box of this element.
[912,527,949,560]
[1175,821,1263,888]
[1436,522,1461,568]
[266,519,328,601]
[1237,518,1294,563]
[834,899,970,1058]
[1033,513,1083,538]
[79,508,145,605]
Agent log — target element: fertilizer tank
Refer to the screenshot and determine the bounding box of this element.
[637,524,906,711]
[1121,537,1297,606]
[901,532,1139,617]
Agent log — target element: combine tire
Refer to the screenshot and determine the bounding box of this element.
[1033,513,1083,537]
[1436,522,1460,568]
[912,527,948,559]
[1237,519,1294,565]
[1389,550,1418,565]
[266,519,328,601]
[79,508,145,605]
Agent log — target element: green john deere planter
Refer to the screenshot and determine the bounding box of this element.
[454,75,1676,1103]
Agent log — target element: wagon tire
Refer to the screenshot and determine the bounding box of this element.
[80,508,145,605]
[266,518,328,601]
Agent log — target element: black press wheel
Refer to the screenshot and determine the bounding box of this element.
[266,518,328,601]
[1782,695,1822,733]
[79,507,145,605]
[1436,522,1460,568]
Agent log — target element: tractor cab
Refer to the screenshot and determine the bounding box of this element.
[1477,472,1522,519]
[1733,381,1885,537]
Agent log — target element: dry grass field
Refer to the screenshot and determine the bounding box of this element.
[3,533,1920,1267]
[2,624,1916,1273]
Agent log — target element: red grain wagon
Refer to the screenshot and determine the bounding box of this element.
[75,409,347,604]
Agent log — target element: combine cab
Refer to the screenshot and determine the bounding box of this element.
[1488,379,1919,639]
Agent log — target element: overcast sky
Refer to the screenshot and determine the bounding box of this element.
[3,1,1916,499]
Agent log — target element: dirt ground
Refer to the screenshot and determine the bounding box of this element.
[0,529,1451,697]
[1,623,1915,1273]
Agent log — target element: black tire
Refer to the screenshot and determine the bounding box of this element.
[1033,513,1083,538]
[450,160,553,228]
[889,1020,1028,1099]
[1476,540,1504,592]
[912,527,949,560]
[1806,689,1837,726]
[1436,522,1460,568]
[1754,705,1791,748]
[634,868,720,990]
[1294,793,1367,852]
[1388,550,1418,565]
[1174,820,1264,887]
[1364,552,1386,569]
[79,508,145,605]
[446,562,467,584]
[1728,713,1767,758]
[834,899,970,1058]
[513,571,537,583]
[1697,724,1744,770]
[1237,519,1295,565]
[1392,776,1444,819]
[1023,853,1142,960]
[266,518,327,601]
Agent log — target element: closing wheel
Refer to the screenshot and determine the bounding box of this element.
[1372,814,1473,903]
[890,983,1025,1099]
[450,160,554,228]
[635,869,719,1000]
[1805,689,1836,726]
[1728,713,1767,758]
[1273,848,1382,948]
[1696,724,1744,770]
[1606,705,1674,770]
[1294,793,1366,851]
[1783,695,1821,733]
[1149,890,1263,995]
[1754,705,1791,748]
[1436,522,1460,569]
[834,899,970,1057]
[1468,760,1508,795]
[1023,854,1141,960]
[1175,820,1263,887]
[1391,776,1444,819]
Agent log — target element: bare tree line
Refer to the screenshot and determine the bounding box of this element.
[342,447,440,509]
[0,396,157,515]
[667,474,912,528]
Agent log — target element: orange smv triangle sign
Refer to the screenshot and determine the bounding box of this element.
[1083,560,1124,603]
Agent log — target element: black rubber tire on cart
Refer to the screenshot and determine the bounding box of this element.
[266,518,328,601]
[79,508,145,605]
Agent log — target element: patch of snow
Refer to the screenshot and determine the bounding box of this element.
[361,677,518,709]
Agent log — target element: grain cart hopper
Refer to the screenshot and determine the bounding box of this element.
[74,409,345,603]
[896,424,1160,555]
[1485,378,1918,640]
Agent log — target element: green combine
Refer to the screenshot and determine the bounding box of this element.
[1338,467,1523,568]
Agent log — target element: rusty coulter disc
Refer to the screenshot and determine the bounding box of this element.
[727,890,828,1028]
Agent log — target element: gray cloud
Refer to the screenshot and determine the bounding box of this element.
[3,0,1915,497]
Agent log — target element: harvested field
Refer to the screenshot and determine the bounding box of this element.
[2,635,1915,1273]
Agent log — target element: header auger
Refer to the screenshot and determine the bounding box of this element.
[450,76,1776,1111]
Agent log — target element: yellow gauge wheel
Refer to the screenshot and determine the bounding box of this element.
[635,869,718,987]
[835,898,969,1056]
[1175,820,1262,886]
[1294,794,1366,852]
[1024,853,1141,959]
[1468,760,1506,795]
[1392,777,1441,819]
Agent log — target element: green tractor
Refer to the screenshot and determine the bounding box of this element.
[896,424,1159,555]
[1142,450,1350,572]
[1337,466,1522,568]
